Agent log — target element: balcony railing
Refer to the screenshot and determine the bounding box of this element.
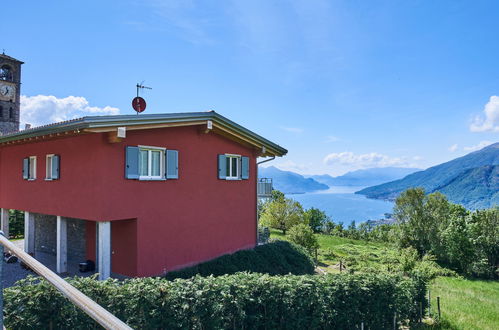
[257,178,273,198]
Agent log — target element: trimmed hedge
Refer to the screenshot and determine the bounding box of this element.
[165,240,315,280]
[5,272,426,329]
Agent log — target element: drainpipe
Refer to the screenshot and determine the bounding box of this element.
[257,156,275,165]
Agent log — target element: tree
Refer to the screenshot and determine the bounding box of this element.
[288,223,319,253]
[393,188,451,256]
[259,196,305,235]
[467,208,499,278]
[304,208,329,233]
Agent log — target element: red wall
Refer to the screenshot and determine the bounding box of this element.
[0,125,258,276]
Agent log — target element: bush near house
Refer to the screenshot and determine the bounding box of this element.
[165,240,315,280]
[5,272,427,329]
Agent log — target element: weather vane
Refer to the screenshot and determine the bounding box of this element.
[132,81,152,114]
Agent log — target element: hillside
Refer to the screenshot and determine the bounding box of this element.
[436,165,499,209]
[357,142,499,209]
[310,167,421,187]
[258,166,328,194]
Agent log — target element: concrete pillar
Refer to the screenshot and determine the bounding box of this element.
[97,221,111,280]
[0,208,9,238]
[24,212,35,254]
[56,216,67,274]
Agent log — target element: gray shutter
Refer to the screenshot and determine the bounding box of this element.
[241,156,249,180]
[52,155,60,180]
[218,154,227,179]
[166,150,178,179]
[23,158,29,179]
[125,146,140,179]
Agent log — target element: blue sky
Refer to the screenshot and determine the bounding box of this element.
[4,0,499,175]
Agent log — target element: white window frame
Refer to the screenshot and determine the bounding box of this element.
[45,154,56,180]
[138,145,166,181]
[28,156,36,180]
[225,154,241,180]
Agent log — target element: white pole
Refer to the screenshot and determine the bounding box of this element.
[56,216,67,273]
[97,221,111,280]
[24,211,35,254]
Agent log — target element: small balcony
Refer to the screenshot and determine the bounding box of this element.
[257,178,273,198]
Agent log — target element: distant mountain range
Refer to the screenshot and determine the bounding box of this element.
[309,167,421,187]
[258,166,329,194]
[357,142,499,209]
[258,166,421,194]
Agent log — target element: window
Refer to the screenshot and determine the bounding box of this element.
[23,156,36,180]
[0,65,12,81]
[218,154,249,180]
[139,147,164,180]
[125,146,179,180]
[45,154,60,180]
[9,107,14,119]
[226,155,240,179]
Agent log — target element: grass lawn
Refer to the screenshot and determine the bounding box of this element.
[271,228,399,274]
[270,229,499,330]
[427,277,499,330]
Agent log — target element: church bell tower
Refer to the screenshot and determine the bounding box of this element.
[0,53,23,134]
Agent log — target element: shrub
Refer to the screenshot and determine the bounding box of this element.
[165,240,315,280]
[288,223,319,253]
[5,272,427,329]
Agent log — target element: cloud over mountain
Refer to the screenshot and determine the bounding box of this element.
[470,96,499,132]
[323,151,414,169]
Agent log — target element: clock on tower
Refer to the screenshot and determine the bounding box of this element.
[0,52,23,135]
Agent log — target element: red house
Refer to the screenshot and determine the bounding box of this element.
[0,112,286,278]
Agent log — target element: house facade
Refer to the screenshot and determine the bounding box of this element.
[0,112,287,278]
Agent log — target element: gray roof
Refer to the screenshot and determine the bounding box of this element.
[0,111,287,156]
[0,53,24,64]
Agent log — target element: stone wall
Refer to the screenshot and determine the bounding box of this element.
[34,214,86,261]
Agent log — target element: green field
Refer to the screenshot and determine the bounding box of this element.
[427,277,499,330]
[270,230,499,329]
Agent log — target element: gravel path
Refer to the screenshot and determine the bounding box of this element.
[2,240,32,288]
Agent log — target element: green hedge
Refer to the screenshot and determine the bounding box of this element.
[165,240,315,280]
[5,272,426,329]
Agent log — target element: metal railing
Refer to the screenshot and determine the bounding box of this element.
[0,231,132,330]
[257,178,273,198]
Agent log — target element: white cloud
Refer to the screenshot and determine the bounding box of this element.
[448,144,459,152]
[470,96,499,132]
[280,126,304,134]
[20,95,120,128]
[323,151,415,168]
[463,140,493,152]
[325,135,340,143]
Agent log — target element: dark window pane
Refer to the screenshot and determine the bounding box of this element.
[232,157,237,177]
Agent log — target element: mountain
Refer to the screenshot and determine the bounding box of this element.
[310,167,421,187]
[357,142,499,209]
[436,165,499,209]
[258,166,329,194]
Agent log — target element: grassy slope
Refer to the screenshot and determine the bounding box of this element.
[429,277,499,330]
[271,229,400,273]
[270,229,499,330]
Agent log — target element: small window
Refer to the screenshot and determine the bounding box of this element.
[225,155,241,180]
[23,156,37,180]
[9,107,14,119]
[139,146,165,180]
[46,154,60,180]
[0,65,12,81]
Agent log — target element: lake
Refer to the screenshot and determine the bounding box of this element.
[286,186,394,224]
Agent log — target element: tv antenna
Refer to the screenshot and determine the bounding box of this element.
[132,81,152,114]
